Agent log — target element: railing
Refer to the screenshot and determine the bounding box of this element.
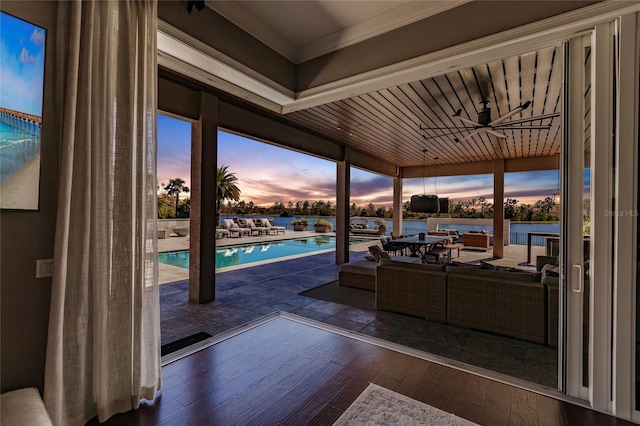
[510,232,549,246]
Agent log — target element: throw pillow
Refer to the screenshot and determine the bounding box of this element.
[364,255,377,261]
[368,245,383,261]
[541,263,560,278]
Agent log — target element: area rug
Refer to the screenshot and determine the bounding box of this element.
[333,383,478,426]
[299,280,375,311]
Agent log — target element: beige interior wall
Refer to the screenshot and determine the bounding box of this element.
[0,1,59,393]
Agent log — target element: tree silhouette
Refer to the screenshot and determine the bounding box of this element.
[217,165,241,224]
[164,178,189,218]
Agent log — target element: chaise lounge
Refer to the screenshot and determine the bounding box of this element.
[222,219,250,237]
[259,218,285,235]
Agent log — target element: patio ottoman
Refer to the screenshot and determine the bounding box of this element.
[339,257,420,291]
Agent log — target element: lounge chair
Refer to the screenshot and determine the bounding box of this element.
[260,218,285,235]
[216,228,230,239]
[222,219,250,237]
[244,218,267,236]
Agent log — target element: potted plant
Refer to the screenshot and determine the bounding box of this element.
[291,218,309,231]
[313,219,333,233]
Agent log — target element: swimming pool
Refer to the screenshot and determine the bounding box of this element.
[158,236,371,269]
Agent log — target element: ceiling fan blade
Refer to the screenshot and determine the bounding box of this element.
[454,129,481,143]
[493,112,560,127]
[420,125,477,131]
[453,115,481,127]
[494,125,552,130]
[484,128,507,139]
[422,128,476,141]
[489,101,532,126]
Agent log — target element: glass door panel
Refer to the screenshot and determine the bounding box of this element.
[563,34,592,400]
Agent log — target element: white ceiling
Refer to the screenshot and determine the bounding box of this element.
[206,0,470,63]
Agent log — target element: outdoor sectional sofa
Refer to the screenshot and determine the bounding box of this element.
[375,259,552,345]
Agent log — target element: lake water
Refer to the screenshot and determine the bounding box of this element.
[221,215,560,246]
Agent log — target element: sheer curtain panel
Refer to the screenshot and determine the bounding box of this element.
[44,1,161,424]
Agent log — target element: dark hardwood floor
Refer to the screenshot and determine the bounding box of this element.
[91,314,636,426]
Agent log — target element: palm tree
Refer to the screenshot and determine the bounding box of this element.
[164,178,189,218]
[217,165,241,224]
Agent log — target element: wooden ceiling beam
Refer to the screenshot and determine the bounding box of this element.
[401,155,558,178]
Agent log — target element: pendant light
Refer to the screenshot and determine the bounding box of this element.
[410,149,439,213]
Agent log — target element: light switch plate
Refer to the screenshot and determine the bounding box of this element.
[36,259,53,278]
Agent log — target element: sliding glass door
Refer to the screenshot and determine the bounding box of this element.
[563,33,593,401]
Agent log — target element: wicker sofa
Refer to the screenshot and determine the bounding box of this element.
[376,260,550,344]
[446,266,546,344]
[375,259,448,322]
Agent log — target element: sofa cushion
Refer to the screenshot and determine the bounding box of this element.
[340,259,378,276]
[379,258,444,271]
[0,388,53,426]
[542,275,560,287]
[445,261,481,273]
[480,260,525,273]
[449,267,541,282]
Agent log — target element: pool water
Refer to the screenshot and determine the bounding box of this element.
[158,236,371,269]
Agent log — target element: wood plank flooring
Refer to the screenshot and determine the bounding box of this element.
[92,315,635,426]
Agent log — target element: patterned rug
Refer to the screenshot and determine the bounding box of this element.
[333,383,479,425]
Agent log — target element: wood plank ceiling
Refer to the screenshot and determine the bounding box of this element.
[285,45,563,169]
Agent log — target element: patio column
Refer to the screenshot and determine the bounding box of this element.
[393,174,403,235]
[189,92,218,303]
[493,160,505,259]
[336,157,350,264]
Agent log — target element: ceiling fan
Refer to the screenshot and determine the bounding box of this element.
[420,100,560,143]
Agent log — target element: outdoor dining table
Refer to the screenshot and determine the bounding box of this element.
[390,235,450,263]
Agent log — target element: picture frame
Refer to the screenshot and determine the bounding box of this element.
[0,11,46,211]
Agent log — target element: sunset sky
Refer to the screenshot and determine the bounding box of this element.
[157,114,561,208]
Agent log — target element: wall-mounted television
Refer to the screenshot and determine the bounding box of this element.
[0,11,46,210]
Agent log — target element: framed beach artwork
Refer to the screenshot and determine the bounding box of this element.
[0,11,46,210]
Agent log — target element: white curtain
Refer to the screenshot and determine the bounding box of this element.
[44,1,161,424]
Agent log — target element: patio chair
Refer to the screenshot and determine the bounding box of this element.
[222,219,250,237]
[260,218,285,235]
[244,218,268,236]
[380,237,405,256]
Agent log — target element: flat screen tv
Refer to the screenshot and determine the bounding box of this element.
[0,11,46,210]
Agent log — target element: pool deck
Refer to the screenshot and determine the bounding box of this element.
[157,230,544,284]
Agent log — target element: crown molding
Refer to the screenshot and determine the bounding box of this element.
[157,21,294,113]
